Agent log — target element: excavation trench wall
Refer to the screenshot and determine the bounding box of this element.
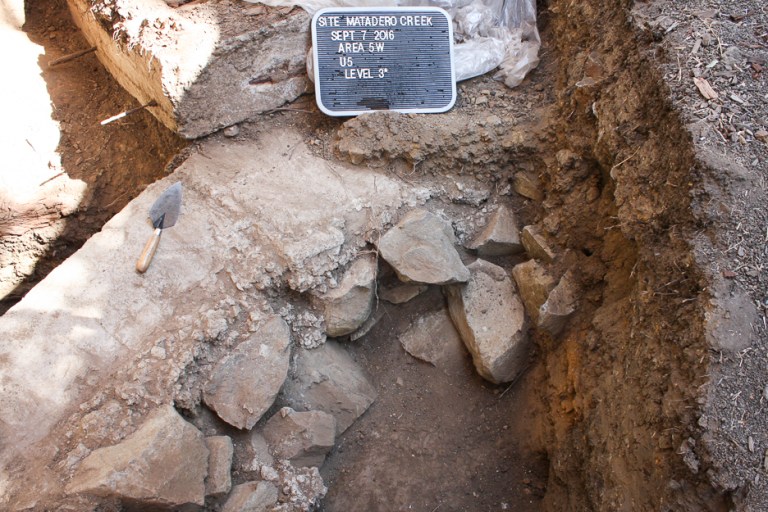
[532,0,733,510]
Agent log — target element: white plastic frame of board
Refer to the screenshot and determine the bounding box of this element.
[311,6,457,117]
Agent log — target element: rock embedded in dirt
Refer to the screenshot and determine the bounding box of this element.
[399,308,469,375]
[378,209,470,285]
[521,225,556,263]
[551,149,592,191]
[205,435,234,497]
[66,405,208,507]
[222,480,279,512]
[261,407,336,468]
[279,340,377,435]
[511,259,557,325]
[66,0,310,138]
[468,205,524,256]
[513,171,544,202]
[538,271,578,336]
[445,259,529,384]
[315,254,376,337]
[203,316,291,430]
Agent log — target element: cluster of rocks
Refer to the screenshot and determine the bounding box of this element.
[372,206,579,384]
[66,321,377,511]
[56,198,579,511]
[299,202,580,387]
[295,202,578,386]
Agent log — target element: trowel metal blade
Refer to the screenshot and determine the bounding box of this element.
[149,182,182,229]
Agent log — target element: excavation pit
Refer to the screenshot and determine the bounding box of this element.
[2,0,768,510]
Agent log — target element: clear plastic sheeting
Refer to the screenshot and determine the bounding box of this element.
[249,0,539,87]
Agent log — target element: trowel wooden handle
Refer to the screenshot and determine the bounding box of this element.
[136,228,162,273]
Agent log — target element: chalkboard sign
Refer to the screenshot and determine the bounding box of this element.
[311,7,456,116]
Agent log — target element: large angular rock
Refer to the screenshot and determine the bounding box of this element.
[205,436,234,498]
[316,255,376,337]
[378,209,470,285]
[468,206,524,256]
[66,0,310,138]
[538,271,578,336]
[222,481,279,512]
[204,316,291,429]
[445,259,529,384]
[511,259,557,324]
[400,308,468,375]
[66,405,208,507]
[262,408,336,468]
[279,340,377,434]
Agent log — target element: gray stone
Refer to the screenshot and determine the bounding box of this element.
[379,283,428,304]
[400,308,468,375]
[538,271,578,336]
[204,316,291,429]
[279,340,377,434]
[66,405,208,506]
[66,0,310,138]
[468,205,524,256]
[222,481,279,512]
[249,432,275,468]
[705,278,757,353]
[521,225,556,263]
[234,432,274,476]
[262,407,336,467]
[445,259,529,384]
[205,436,233,497]
[316,254,377,337]
[378,209,470,285]
[511,259,557,324]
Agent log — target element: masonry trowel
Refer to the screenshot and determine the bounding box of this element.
[135,182,182,273]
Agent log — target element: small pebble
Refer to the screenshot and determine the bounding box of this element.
[224,125,240,137]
